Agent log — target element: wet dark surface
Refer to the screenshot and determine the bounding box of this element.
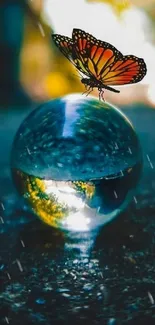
[1,103,155,325]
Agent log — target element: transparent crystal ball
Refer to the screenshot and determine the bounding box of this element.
[11,94,142,232]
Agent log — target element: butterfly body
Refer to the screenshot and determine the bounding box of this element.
[52,28,147,101]
[81,77,120,100]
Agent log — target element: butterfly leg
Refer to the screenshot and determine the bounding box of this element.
[82,85,90,95]
[98,88,102,101]
[101,90,105,102]
[98,88,105,101]
[86,87,93,96]
[82,86,93,96]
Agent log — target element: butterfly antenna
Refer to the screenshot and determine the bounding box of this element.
[82,86,93,97]
[82,84,89,95]
[82,89,88,95]
[72,73,81,79]
[86,88,93,97]
[75,68,83,78]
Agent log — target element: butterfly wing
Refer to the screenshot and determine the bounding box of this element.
[72,29,147,86]
[52,34,74,63]
[52,33,91,77]
[72,28,123,79]
[52,30,147,87]
[52,29,122,79]
[100,55,147,86]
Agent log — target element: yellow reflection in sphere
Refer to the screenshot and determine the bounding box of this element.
[14,169,96,231]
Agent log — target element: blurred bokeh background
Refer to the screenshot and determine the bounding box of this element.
[1,0,155,195]
[1,0,155,107]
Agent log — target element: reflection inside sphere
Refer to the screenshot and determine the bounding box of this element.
[13,161,141,232]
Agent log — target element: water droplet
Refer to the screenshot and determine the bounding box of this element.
[35,298,46,305]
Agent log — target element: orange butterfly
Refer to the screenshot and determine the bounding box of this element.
[52,29,147,100]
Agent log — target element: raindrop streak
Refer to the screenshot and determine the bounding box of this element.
[133,196,137,204]
[16,259,23,272]
[26,147,31,155]
[20,239,25,247]
[70,272,76,280]
[0,216,4,223]
[146,154,154,169]
[5,317,9,324]
[115,142,119,149]
[148,291,154,304]
[114,191,118,198]
[120,170,124,176]
[7,272,11,280]
[99,272,103,278]
[1,202,5,210]
[128,147,132,154]
[38,23,45,37]
[96,206,100,214]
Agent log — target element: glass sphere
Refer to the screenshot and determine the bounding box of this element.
[11,94,142,232]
